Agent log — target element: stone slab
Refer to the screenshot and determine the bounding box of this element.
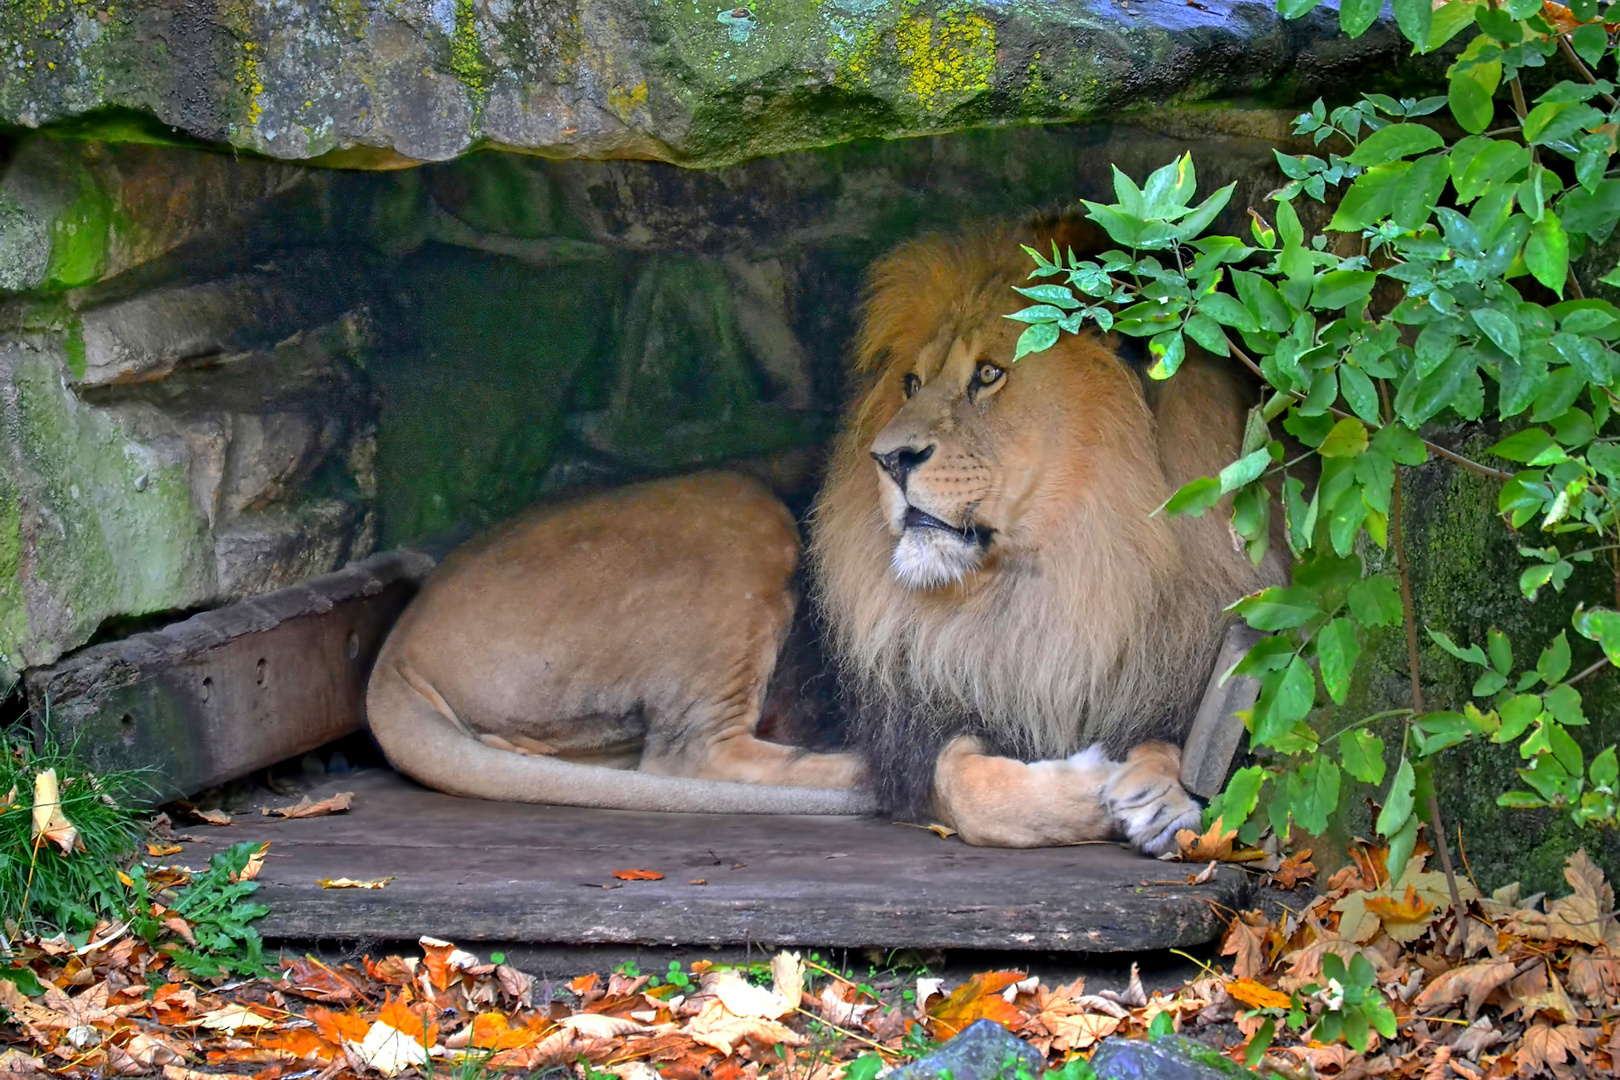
[0,2,1413,168]
[180,769,1249,952]
[24,549,434,801]
[1180,623,1262,800]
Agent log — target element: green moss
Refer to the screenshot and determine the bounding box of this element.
[451,0,489,117]
[43,167,112,289]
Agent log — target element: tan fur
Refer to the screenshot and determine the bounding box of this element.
[366,472,870,814]
[808,222,1288,852]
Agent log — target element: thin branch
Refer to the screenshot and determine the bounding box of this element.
[1556,35,1620,111]
[1385,379,1466,925]
[1221,333,1515,483]
[1566,656,1613,687]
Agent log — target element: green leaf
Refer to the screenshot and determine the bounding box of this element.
[1005,304,1069,324]
[1376,759,1416,840]
[1253,656,1317,745]
[1449,60,1502,135]
[1574,607,1620,666]
[1372,423,1428,466]
[1198,292,1261,332]
[1498,791,1549,808]
[1429,628,1488,666]
[1426,0,1478,50]
[1233,585,1323,630]
[1395,347,1476,424]
[1490,428,1567,465]
[1012,284,1081,309]
[1317,617,1362,705]
[1172,183,1237,243]
[1210,764,1267,827]
[1496,695,1544,743]
[1348,576,1403,627]
[1414,711,1476,756]
[1347,124,1445,166]
[1471,308,1521,358]
[1163,475,1223,518]
[1341,728,1387,785]
[1390,0,1432,50]
[1572,22,1608,66]
[1231,270,1291,332]
[1289,757,1341,834]
[1319,417,1370,459]
[1538,631,1572,684]
[1220,448,1272,493]
[1453,139,1531,204]
[1592,746,1618,789]
[1393,153,1451,231]
[1330,164,1410,231]
[1489,628,1512,676]
[1148,330,1187,380]
[1312,270,1378,310]
[1013,321,1060,361]
[1544,684,1587,726]
[1339,365,1380,424]
[1339,0,1383,38]
[1141,153,1197,214]
[1526,212,1570,295]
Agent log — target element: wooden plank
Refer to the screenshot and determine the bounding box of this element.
[185,770,1248,953]
[25,550,434,800]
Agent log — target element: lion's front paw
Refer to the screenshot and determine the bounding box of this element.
[1103,743,1203,857]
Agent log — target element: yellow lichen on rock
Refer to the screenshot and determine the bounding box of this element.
[895,9,995,112]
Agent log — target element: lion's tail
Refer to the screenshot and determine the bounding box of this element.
[365,658,873,815]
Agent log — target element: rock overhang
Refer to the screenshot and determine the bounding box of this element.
[1,0,1415,170]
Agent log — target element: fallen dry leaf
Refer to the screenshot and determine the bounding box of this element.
[30,769,79,855]
[927,970,1028,1039]
[770,950,804,1007]
[146,843,183,858]
[1272,849,1317,890]
[193,808,232,826]
[198,1005,275,1033]
[1514,1022,1589,1076]
[262,792,354,820]
[1221,911,1272,980]
[686,998,803,1056]
[611,869,664,881]
[318,877,393,889]
[1227,978,1291,1011]
[1177,815,1237,862]
[1413,958,1518,1019]
[705,971,793,1019]
[349,1021,427,1077]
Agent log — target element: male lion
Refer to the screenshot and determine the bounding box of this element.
[365,218,1283,853]
[809,221,1289,853]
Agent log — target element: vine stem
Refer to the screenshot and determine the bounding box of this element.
[1221,334,1514,482]
[1387,397,1467,927]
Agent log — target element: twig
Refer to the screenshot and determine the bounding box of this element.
[791,1005,900,1058]
[1565,655,1612,687]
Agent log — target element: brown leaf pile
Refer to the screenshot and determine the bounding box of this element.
[1,842,1616,1079]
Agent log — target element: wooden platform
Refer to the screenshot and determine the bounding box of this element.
[181,770,1246,954]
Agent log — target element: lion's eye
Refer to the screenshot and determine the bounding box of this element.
[974,362,1006,388]
[902,373,921,399]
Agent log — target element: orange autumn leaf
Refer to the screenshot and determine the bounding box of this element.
[256,1029,331,1063]
[1364,883,1436,927]
[147,843,184,858]
[1227,978,1291,1011]
[1177,815,1237,862]
[377,996,440,1049]
[305,1006,370,1047]
[927,971,1028,1040]
[612,869,664,881]
[569,973,601,995]
[469,1012,543,1052]
[1272,850,1317,890]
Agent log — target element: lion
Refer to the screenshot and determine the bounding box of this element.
[806,220,1289,853]
[365,217,1284,853]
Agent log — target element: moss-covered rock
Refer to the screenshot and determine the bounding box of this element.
[0,138,305,293]
[1328,434,1620,893]
[0,1,1412,168]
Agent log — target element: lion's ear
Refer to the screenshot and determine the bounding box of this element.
[1028,214,1109,262]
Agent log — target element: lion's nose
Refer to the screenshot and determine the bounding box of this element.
[872,444,935,488]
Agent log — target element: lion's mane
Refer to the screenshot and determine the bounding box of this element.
[807,222,1281,818]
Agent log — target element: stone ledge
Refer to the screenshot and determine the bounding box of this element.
[0,2,1410,168]
[24,548,435,800]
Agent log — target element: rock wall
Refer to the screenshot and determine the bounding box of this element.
[0,1,1410,168]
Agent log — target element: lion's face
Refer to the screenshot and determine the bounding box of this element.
[864,316,1156,591]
